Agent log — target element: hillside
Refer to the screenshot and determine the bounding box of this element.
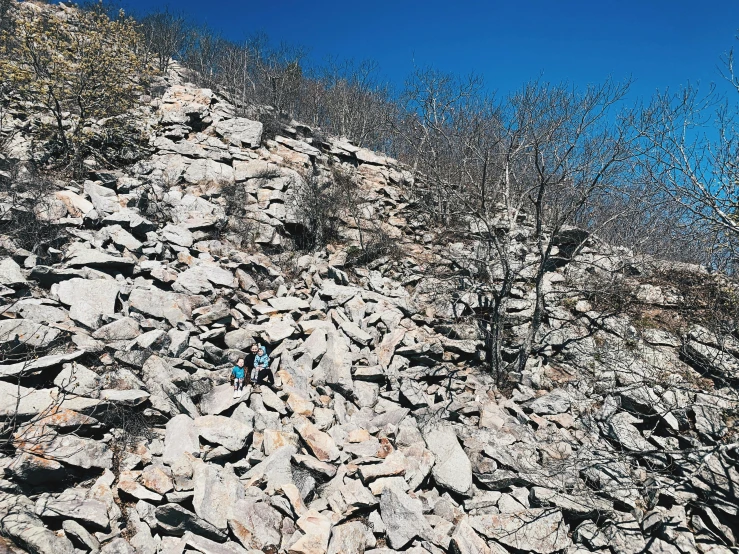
[0,4,738,554]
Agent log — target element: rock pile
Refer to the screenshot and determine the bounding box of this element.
[0,73,737,554]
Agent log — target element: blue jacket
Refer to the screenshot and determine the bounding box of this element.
[231,364,245,379]
[254,353,270,369]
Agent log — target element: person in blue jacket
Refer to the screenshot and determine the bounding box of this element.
[231,358,245,398]
[251,345,274,388]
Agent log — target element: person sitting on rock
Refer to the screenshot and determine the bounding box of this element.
[251,345,274,388]
[231,358,246,398]
[244,343,259,384]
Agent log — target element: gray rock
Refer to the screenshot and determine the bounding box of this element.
[314,330,354,395]
[161,224,194,247]
[194,415,252,452]
[92,317,141,341]
[57,278,120,329]
[327,521,367,554]
[62,519,100,551]
[529,486,613,517]
[526,390,571,415]
[423,425,472,496]
[224,328,256,350]
[450,518,503,554]
[155,503,227,542]
[183,159,234,186]
[606,412,652,451]
[55,363,101,396]
[163,414,200,465]
[84,181,120,214]
[379,486,433,549]
[100,388,150,406]
[65,249,134,269]
[141,355,198,418]
[228,499,282,551]
[11,301,70,324]
[101,224,143,252]
[242,445,296,493]
[214,117,263,148]
[469,509,571,554]
[182,532,248,554]
[25,433,113,470]
[7,453,66,484]
[0,258,27,286]
[35,490,110,531]
[0,319,60,349]
[102,209,156,236]
[200,383,247,415]
[0,492,76,554]
[129,287,189,326]
[0,350,86,379]
[192,460,244,530]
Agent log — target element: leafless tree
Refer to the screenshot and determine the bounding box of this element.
[397,71,646,383]
[139,8,193,73]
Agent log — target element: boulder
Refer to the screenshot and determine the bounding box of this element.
[469,509,571,554]
[314,330,353,395]
[17,433,113,470]
[379,486,433,549]
[228,499,282,551]
[35,489,110,531]
[129,286,189,326]
[57,278,119,329]
[423,424,472,496]
[194,415,252,452]
[200,383,247,415]
[155,503,228,542]
[163,415,200,465]
[183,159,235,186]
[0,319,60,349]
[0,493,75,554]
[161,223,194,247]
[214,118,263,148]
[1,351,86,379]
[327,521,367,554]
[54,364,101,398]
[289,509,332,554]
[92,317,141,341]
[65,249,134,270]
[294,416,340,462]
[192,460,244,530]
[0,258,27,286]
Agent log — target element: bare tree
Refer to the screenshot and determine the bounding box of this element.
[139,8,193,73]
[639,84,739,272]
[398,71,644,383]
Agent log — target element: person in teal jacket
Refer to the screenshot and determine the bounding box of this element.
[231,358,245,398]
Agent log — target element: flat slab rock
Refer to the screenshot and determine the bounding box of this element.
[423,424,472,496]
[469,508,571,554]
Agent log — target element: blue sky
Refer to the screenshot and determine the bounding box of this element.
[119,0,739,101]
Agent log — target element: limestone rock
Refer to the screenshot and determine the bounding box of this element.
[163,415,200,464]
[423,424,472,496]
[57,278,119,329]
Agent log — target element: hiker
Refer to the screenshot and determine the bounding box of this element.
[251,345,274,388]
[231,358,245,398]
[244,343,259,384]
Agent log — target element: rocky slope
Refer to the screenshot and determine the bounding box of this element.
[0,60,738,554]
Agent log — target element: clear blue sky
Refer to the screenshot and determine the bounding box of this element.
[118,0,739,101]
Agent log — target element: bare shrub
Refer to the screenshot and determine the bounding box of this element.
[286,167,357,251]
[0,161,68,258]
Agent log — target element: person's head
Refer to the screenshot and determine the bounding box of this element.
[257,347,265,356]
[250,344,258,354]
[237,358,244,367]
